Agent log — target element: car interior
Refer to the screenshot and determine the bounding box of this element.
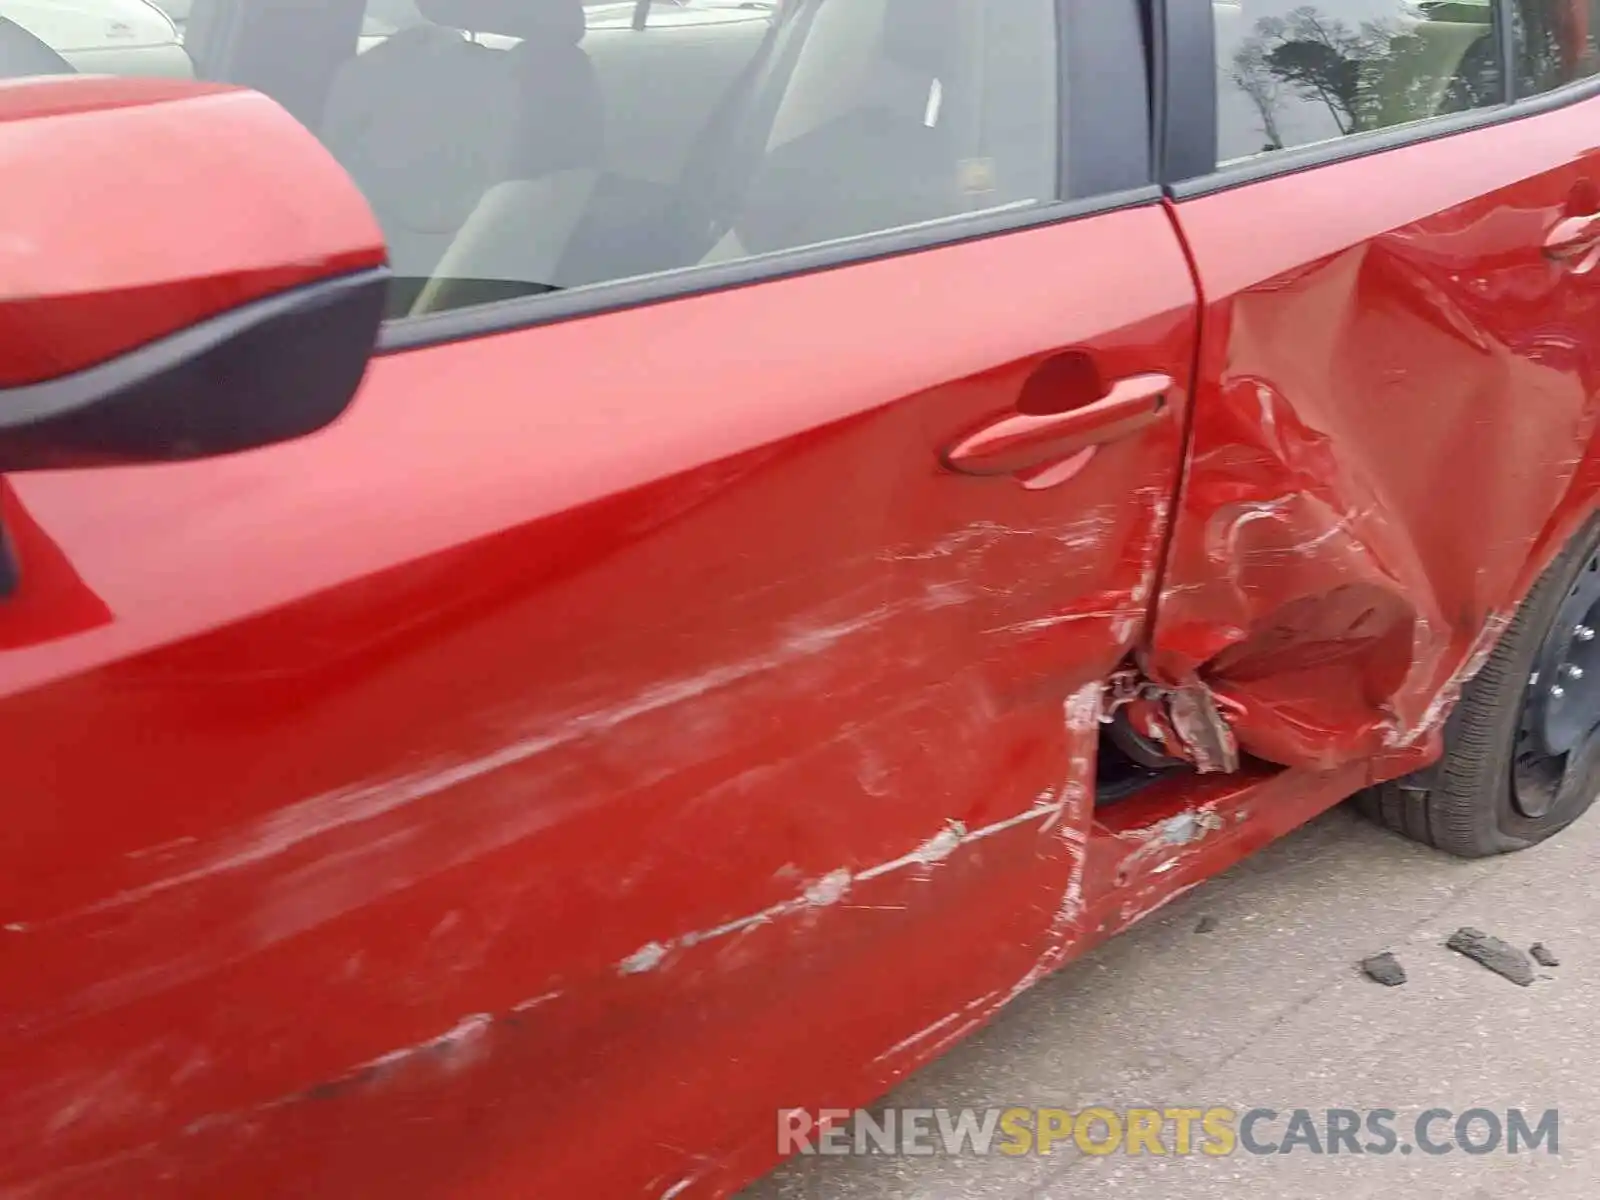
[91,0,1051,319]
[0,0,1582,318]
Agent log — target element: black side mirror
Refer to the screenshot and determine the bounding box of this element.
[0,76,390,473]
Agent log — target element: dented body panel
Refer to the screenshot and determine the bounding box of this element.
[0,212,1199,1197]
[1149,95,1600,775]
[6,61,1600,1200]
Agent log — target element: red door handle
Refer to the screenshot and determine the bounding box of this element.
[943,372,1173,477]
[1544,212,1600,268]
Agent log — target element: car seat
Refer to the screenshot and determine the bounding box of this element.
[321,0,604,299]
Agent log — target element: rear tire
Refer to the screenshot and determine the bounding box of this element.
[1357,513,1600,857]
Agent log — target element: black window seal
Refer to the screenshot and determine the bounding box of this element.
[1498,0,1519,101]
[1060,0,1154,198]
[1158,0,1600,202]
[1148,0,1215,184]
[379,0,1157,357]
[1172,71,1600,202]
[379,185,1162,354]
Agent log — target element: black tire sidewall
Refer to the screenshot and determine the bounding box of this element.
[1453,513,1600,852]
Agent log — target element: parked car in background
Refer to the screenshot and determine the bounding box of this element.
[0,0,189,75]
[357,0,775,51]
[149,0,189,28]
[2,1,1600,1197]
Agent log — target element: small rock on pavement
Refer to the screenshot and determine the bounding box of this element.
[1530,943,1560,968]
[1195,916,1218,934]
[1447,927,1535,987]
[1361,952,1407,987]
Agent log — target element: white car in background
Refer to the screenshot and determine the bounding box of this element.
[360,0,774,50]
[0,0,772,68]
[0,0,190,76]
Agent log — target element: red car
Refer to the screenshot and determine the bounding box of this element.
[2,0,1599,1195]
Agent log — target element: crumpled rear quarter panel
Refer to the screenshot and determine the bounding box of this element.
[1151,99,1600,773]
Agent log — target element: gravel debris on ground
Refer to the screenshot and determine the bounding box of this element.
[1360,951,1407,986]
[1446,927,1535,986]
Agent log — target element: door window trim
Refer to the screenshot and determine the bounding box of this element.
[379,0,1155,354]
[1158,0,1600,200]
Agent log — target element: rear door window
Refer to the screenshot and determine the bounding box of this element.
[1215,0,1505,163]
[1510,0,1600,95]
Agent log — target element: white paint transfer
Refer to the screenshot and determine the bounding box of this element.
[996,681,1102,1007]
[359,1013,492,1077]
[619,943,670,976]
[615,799,1067,977]
[1384,611,1511,748]
[804,869,852,908]
[869,987,1002,1066]
[659,1175,698,1200]
[877,509,1119,566]
[876,521,1038,563]
[986,609,1142,636]
[510,990,564,1014]
[46,591,964,930]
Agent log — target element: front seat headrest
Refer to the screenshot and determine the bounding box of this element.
[417,0,586,42]
[883,0,962,79]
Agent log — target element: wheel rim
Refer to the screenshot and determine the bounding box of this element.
[1515,548,1600,819]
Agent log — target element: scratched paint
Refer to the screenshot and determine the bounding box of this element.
[0,379,1177,1193]
[612,804,1060,978]
[1148,127,1600,774]
[18,110,1600,1200]
[1,585,1012,1019]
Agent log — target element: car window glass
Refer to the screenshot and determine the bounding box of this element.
[1511,0,1600,95]
[1215,0,1505,165]
[0,0,1059,323]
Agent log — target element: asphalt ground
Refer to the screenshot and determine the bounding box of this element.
[743,800,1597,1199]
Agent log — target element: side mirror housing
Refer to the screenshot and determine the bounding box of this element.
[0,76,389,472]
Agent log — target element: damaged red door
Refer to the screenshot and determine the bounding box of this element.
[0,5,1199,1194]
[25,0,1600,1195]
[0,228,1197,1197]
[1145,0,1600,777]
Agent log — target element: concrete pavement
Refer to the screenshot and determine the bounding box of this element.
[742,801,1599,1199]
